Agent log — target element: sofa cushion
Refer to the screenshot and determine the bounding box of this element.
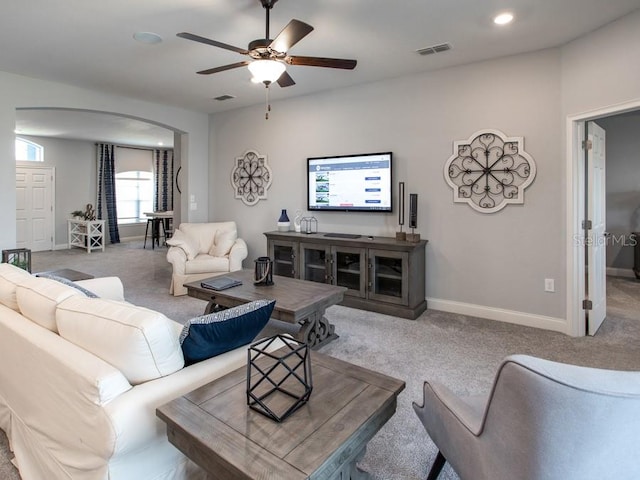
[56,297,184,385]
[184,254,230,274]
[180,222,238,255]
[0,263,32,311]
[179,223,216,254]
[75,277,125,301]
[16,276,86,332]
[209,228,237,257]
[179,299,275,365]
[166,229,199,260]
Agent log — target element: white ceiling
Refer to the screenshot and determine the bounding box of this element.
[6,0,640,146]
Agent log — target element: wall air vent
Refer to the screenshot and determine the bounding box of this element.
[213,94,236,101]
[416,43,452,56]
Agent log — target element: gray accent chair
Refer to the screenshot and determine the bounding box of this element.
[413,355,640,480]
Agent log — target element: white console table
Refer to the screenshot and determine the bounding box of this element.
[67,219,106,253]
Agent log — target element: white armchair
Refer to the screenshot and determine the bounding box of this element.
[413,355,640,480]
[166,221,248,296]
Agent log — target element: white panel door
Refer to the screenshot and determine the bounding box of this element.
[16,166,54,252]
[587,122,606,335]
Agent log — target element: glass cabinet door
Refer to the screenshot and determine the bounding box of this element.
[368,249,409,305]
[270,240,297,278]
[300,244,329,283]
[333,247,366,298]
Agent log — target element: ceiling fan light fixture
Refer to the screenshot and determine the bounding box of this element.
[248,60,286,84]
[493,12,514,25]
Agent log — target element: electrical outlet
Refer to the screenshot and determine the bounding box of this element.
[544,278,555,292]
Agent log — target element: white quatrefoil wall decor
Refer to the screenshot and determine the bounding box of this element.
[444,129,536,213]
[231,150,273,206]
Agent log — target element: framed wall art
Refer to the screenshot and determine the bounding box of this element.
[444,129,536,213]
[231,150,273,206]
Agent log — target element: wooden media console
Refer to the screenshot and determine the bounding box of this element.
[265,231,427,319]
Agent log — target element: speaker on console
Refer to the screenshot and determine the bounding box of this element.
[409,193,418,229]
[407,193,421,242]
[396,182,406,241]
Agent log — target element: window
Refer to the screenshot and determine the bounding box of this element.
[115,170,153,224]
[15,137,43,162]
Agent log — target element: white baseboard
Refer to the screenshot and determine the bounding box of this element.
[606,267,636,279]
[121,235,145,241]
[426,297,568,334]
[54,236,145,250]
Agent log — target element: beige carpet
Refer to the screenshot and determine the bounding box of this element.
[1,240,639,480]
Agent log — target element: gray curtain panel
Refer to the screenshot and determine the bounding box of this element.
[154,149,174,212]
[96,143,120,243]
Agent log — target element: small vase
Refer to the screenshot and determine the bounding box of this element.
[278,209,290,222]
[277,209,290,232]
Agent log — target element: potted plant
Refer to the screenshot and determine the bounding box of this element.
[70,210,84,220]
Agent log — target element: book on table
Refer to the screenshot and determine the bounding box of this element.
[200,276,242,291]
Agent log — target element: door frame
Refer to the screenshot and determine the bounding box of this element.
[16,164,56,252]
[566,98,640,336]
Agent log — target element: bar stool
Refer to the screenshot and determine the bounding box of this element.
[156,218,168,246]
[143,219,154,249]
[143,213,172,249]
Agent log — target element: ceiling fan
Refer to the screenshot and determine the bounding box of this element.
[177,0,357,88]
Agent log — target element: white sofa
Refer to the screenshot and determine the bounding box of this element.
[0,263,282,480]
[166,221,248,296]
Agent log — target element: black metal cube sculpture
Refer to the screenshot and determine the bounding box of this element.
[2,248,32,273]
[246,335,313,422]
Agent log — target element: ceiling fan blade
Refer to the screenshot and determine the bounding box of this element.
[197,61,250,75]
[285,55,357,70]
[277,71,296,87]
[269,19,314,53]
[177,32,249,55]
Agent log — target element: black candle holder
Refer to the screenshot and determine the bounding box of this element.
[246,335,313,422]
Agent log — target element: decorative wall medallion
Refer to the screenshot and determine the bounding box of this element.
[231,150,273,206]
[444,129,536,213]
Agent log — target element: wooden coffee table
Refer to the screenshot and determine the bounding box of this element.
[184,270,347,348]
[157,349,405,480]
[36,268,94,281]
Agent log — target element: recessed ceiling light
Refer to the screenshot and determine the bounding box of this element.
[157,142,164,146]
[133,32,163,44]
[493,12,514,25]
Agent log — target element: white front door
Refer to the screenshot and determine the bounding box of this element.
[16,166,54,252]
[586,121,606,335]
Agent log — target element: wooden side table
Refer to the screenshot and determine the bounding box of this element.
[68,219,105,253]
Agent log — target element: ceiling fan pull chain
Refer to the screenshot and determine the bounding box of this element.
[265,84,271,120]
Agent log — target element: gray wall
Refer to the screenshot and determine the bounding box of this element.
[17,135,154,246]
[209,48,565,320]
[596,114,640,270]
[561,10,640,117]
[17,135,95,247]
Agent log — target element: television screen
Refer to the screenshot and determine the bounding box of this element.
[307,152,393,212]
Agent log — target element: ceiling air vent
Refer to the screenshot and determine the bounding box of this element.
[213,94,236,101]
[416,43,452,56]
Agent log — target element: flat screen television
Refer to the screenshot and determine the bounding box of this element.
[307,152,393,212]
